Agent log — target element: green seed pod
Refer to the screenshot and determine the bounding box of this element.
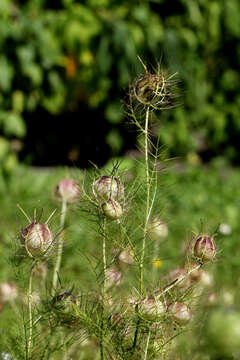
[102,199,123,220]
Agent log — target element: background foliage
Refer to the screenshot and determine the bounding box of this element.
[0,0,240,169]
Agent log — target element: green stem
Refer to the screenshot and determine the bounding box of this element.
[52,199,67,295]
[100,217,107,360]
[140,106,150,295]
[143,329,151,360]
[27,262,35,359]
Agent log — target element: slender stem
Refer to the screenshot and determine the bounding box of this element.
[27,262,35,359]
[143,329,151,360]
[140,106,150,295]
[100,218,107,360]
[102,218,107,297]
[52,199,67,295]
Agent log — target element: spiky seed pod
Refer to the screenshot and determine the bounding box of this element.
[93,176,124,202]
[193,234,216,262]
[133,67,178,110]
[102,199,123,220]
[169,302,192,325]
[148,218,168,241]
[55,178,80,203]
[22,222,53,258]
[140,297,165,320]
[0,283,18,303]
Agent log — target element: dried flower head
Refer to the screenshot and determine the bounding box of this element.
[130,57,179,111]
[55,178,80,203]
[22,222,53,258]
[93,175,124,202]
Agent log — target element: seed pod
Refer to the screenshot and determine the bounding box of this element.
[102,199,123,220]
[55,178,80,203]
[0,283,18,303]
[105,268,122,290]
[140,297,165,320]
[22,222,53,258]
[185,263,201,282]
[193,234,216,262]
[148,218,168,241]
[93,176,124,202]
[169,302,192,325]
[119,247,134,265]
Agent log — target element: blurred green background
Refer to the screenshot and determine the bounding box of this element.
[0,0,240,172]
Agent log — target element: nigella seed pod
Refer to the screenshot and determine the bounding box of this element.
[22,223,53,258]
[93,176,124,202]
[55,178,80,203]
[148,218,168,241]
[140,297,165,320]
[169,302,192,325]
[0,283,18,303]
[193,234,216,262]
[105,268,122,290]
[102,199,123,220]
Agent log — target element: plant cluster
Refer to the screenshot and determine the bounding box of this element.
[1,0,240,173]
[0,63,219,360]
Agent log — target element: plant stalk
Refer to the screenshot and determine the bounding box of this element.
[27,262,35,359]
[100,217,107,360]
[52,199,67,294]
[140,106,150,295]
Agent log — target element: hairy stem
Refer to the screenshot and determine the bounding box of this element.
[52,199,67,294]
[140,106,150,295]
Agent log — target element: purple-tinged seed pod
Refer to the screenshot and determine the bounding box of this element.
[55,178,80,203]
[93,176,124,202]
[22,223,53,258]
[193,234,216,262]
[169,302,192,325]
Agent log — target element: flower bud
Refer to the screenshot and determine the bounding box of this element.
[0,283,18,303]
[22,223,53,258]
[169,302,192,325]
[102,199,123,220]
[193,234,216,262]
[140,297,165,320]
[93,176,124,202]
[55,178,80,203]
[148,218,168,241]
